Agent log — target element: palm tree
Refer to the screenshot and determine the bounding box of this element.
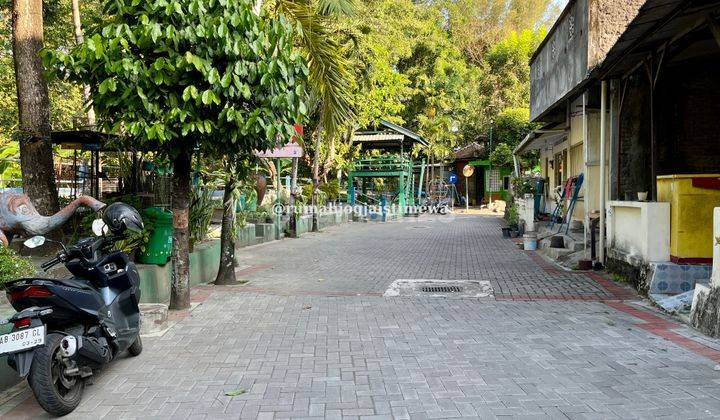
[264,0,355,229]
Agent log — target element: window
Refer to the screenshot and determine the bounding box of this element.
[486,169,502,192]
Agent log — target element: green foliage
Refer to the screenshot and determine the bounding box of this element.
[511,176,536,198]
[0,142,21,184]
[115,226,153,255]
[319,179,340,201]
[45,0,308,159]
[494,108,535,147]
[505,202,519,228]
[0,246,36,288]
[302,183,327,204]
[245,209,271,223]
[0,1,98,166]
[490,143,514,167]
[272,0,354,139]
[189,182,217,247]
[441,0,556,64]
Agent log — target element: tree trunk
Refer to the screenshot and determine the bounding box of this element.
[321,136,335,183]
[12,0,59,215]
[215,175,237,285]
[263,158,276,188]
[170,149,192,310]
[71,0,95,128]
[288,157,298,237]
[290,157,298,205]
[311,129,323,232]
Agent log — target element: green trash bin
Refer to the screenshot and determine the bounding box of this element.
[138,207,173,265]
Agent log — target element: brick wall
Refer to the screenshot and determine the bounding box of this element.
[657,55,720,175]
[618,73,652,199]
[617,53,720,199]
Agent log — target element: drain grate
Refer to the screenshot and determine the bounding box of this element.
[384,280,493,298]
[421,285,463,293]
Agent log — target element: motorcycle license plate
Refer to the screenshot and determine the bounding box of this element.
[0,326,45,355]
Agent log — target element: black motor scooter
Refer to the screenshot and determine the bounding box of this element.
[0,203,144,416]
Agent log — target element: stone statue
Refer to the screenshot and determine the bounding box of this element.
[0,193,105,246]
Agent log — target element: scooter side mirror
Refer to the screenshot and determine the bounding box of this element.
[92,219,108,237]
[24,235,46,249]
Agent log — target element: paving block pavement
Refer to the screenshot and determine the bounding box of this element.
[2,215,720,419]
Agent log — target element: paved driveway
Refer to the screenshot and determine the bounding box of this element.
[4,215,720,419]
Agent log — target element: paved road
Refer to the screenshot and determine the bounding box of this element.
[4,215,720,419]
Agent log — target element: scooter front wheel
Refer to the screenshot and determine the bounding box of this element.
[28,333,85,416]
[128,334,143,356]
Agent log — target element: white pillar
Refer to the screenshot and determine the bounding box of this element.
[712,208,720,288]
[599,81,607,263]
[582,93,589,257]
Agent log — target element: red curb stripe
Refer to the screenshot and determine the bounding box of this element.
[585,271,636,300]
[495,294,622,302]
[606,301,720,363]
[524,251,637,301]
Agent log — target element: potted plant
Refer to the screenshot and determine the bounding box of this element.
[504,202,520,237]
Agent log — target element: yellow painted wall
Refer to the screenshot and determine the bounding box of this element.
[657,174,720,261]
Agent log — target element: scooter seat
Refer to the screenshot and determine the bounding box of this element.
[14,277,96,291]
[51,278,96,291]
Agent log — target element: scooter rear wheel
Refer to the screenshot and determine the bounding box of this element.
[28,333,84,416]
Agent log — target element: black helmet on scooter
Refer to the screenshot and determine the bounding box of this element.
[102,202,144,234]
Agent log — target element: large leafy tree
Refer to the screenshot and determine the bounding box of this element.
[265,0,354,228]
[47,0,307,308]
[0,1,101,188]
[442,0,557,64]
[342,1,478,165]
[11,0,60,214]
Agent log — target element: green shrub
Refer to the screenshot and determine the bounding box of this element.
[301,184,327,204]
[114,223,153,256]
[319,180,340,201]
[505,203,519,227]
[0,247,37,288]
[511,176,536,198]
[189,182,218,248]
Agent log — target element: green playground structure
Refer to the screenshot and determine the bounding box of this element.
[348,121,428,216]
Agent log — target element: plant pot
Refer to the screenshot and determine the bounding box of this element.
[523,232,538,251]
[510,229,521,238]
[637,191,648,201]
[578,259,593,270]
[550,235,564,248]
[501,227,511,238]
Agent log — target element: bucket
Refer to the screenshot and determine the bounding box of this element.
[523,233,538,251]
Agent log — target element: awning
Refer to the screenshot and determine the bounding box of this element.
[513,129,568,155]
[51,130,125,151]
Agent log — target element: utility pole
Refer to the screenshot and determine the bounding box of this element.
[488,122,494,206]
